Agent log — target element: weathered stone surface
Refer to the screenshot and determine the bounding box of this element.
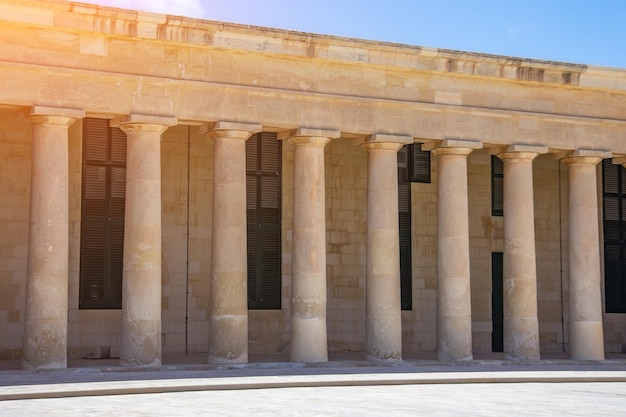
[115,116,176,367]
[285,133,334,363]
[563,151,609,360]
[0,0,624,363]
[363,137,410,361]
[22,108,82,370]
[499,146,547,360]
[204,123,259,364]
[431,141,482,361]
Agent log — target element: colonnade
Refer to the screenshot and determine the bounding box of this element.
[20,106,609,369]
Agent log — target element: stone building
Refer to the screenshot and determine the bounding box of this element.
[0,0,625,369]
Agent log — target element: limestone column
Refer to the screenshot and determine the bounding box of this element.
[112,114,177,367]
[361,134,413,361]
[563,150,610,360]
[498,144,547,361]
[22,106,84,370]
[200,121,261,364]
[429,139,482,361]
[279,128,339,363]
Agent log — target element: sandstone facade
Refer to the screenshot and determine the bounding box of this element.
[0,0,625,367]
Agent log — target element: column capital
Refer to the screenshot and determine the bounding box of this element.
[360,133,413,152]
[111,114,177,134]
[563,149,611,166]
[198,121,262,140]
[497,144,548,161]
[24,106,85,126]
[278,127,340,146]
[424,139,482,156]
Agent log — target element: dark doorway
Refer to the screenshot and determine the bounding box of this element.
[492,252,504,352]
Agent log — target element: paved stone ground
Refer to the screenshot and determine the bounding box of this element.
[1,381,625,417]
[1,357,626,416]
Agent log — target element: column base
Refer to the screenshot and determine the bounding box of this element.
[208,314,248,364]
[437,351,473,362]
[570,321,605,361]
[504,318,540,361]
[290,317,328,363]
[366,316,402,361]
[22,320,67,370]
[437,313,473,361]
[119,320,161,367]
[208,354,248,364]
[366,353,403,361]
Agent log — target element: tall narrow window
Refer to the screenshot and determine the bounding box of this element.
[398,143,430,310]
[79,118,126,309]
[602,159,626,313]
[491,252,504,352]
[491,155,504,216]
[398,180,412,311]
[247,132,282,309]
[397,143,430,310]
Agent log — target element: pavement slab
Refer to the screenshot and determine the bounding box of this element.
[2,381,626,417]
[1,359,626,401]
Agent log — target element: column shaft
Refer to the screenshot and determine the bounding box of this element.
[431,140,480,361]
[22,107,83,370]
[281,128,338,363]
[114,114,176,367]
[500,145,546,360]
[363,135,411,360]
[202,122,261,364]
[564,151,608,360]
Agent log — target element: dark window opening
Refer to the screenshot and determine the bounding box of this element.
[397,143,430,311]
[79,118,126,309]
[398,181,412,311]
[602,159,626,313]
[491,155,504,217]
[247,132,282,310]
[398,143,431,184]
[491,252,504,352]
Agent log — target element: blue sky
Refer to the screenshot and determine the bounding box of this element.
[75,0,626,68]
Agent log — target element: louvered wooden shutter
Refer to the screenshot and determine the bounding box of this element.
[491,156,504,216]
[79,118,126,309]
[602,159,626,313]
[397,145,409,183]
[246,132,281,309]
[410,143,431,183]
[398,182,412,310]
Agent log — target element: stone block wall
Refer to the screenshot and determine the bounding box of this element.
[184,130,214,354]
[0,110,30,360]
[0,109,625,359]
[324,139,367,353]
[159,125,215,356]
[605,316,626,353]
[534,157,568,353]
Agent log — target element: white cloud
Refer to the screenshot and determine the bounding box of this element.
[76,0,206,18]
